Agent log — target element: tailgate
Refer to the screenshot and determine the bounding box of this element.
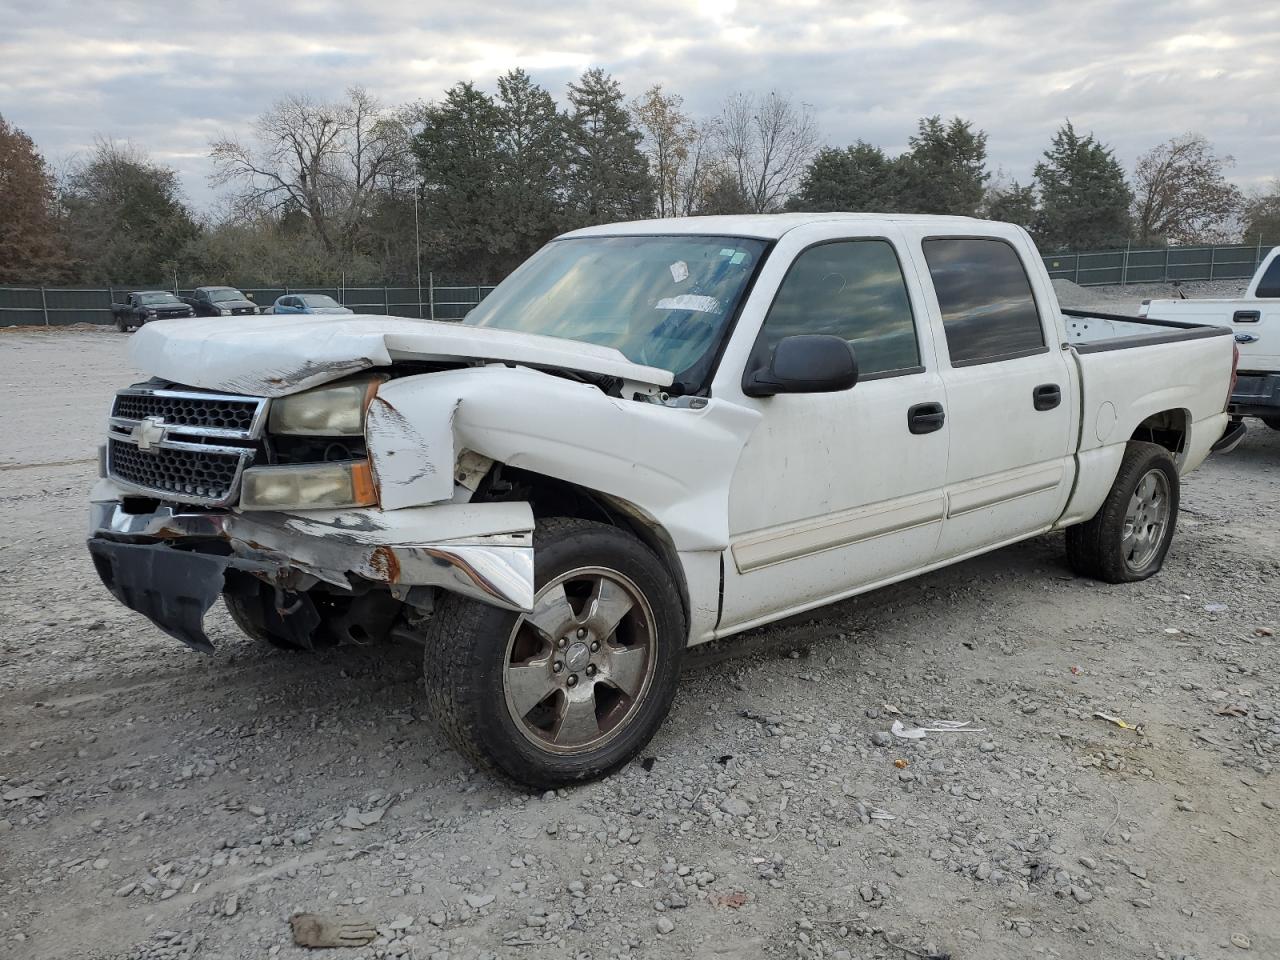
[1144,298,1280,370]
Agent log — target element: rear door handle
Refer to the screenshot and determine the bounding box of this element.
[1233,310,1260,323]
[908,402,945,434]
[1033,383,1062,411]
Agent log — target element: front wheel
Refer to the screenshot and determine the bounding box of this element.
[1065,441,1179,583]
[421,518,685,788]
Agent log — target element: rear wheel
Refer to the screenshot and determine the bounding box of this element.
[1065,441,1179,583]
[1263,416,1280,431]
[421,518,685,787]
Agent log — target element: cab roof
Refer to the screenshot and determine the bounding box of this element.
[561,212,992,242]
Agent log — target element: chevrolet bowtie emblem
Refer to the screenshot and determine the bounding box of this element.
[131,416,167,451]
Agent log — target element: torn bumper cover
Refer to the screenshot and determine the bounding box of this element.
[87,483,534,651]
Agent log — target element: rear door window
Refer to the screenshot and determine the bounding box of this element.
[1256,256,1280,298]
[923,238,1046,366]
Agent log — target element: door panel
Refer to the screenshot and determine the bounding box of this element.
[910,234,1076,559]
[721,373,947,629]
[717,227,949,633]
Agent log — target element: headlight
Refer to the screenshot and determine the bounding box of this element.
[220,308,233,316]
[145,309,157,317]
[268,376,383,436]
[240,460,377,511]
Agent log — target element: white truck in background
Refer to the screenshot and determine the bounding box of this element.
[1142,248,1280,430]
[88,213,1242,787]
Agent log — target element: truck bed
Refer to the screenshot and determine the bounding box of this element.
[1061,307,1231,352]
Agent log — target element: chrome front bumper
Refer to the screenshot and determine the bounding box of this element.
[88,483,535,650]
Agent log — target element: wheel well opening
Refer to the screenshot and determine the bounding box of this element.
[1131,409,1188,462]
[471,464,691,627]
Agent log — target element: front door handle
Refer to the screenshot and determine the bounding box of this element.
[908,402,945,434]
[1033,383,1062,411]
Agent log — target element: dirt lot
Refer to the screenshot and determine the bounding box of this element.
[1,328,1278,960]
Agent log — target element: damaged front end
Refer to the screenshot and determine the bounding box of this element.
[88,377,534,651]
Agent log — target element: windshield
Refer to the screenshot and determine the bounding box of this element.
[207,288,244,302]
[140,292,180,304]
[465,235,768,378]
[302,295,340,307]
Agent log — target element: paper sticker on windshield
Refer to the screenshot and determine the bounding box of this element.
[730,251,746,264]
[669,260,689,283]
[655,294,720,314]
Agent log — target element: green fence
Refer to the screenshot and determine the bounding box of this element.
[0,282,498,327]
[1041,242,1276,287]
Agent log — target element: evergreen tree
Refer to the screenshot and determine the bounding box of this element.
[1033,121,1132,251]
[493,69,567,271]
[411,82,505,276]
[787,143,897,212]
[985,180,1039,232]
[895,116,989,216]
[564,68,653,225]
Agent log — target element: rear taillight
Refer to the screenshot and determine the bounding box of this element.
[1227,343,1240,411]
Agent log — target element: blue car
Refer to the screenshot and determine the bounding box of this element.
[270,294,354,315]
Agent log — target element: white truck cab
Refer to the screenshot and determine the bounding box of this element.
[1142,247,1280,428]
[88,214,1239,785]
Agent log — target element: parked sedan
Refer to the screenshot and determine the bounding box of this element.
[270,294,354,315]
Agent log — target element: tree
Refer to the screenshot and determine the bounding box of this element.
[694,168,750,215]
[410,82,505,276]
[493,69,567,270]
[631,85,696,218]
[787,143,897,212]
[985,179,1039,232]
[1033,121,1132,251]
[564,68,653,225]
[61,139,200,284]
[894,116,989,216]
[1242,181,1280,247]
[1132,133,1242,245]
[0,115,66,282]
[210,88,410,257]
[716,91,819,213]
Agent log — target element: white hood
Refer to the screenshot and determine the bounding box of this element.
[130,314,674,398]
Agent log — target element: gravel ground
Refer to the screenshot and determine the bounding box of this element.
[1,329,1278,960]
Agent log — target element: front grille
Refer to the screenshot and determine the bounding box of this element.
[108,438,244,503]
[232,307,256,315]
[113,391,262,432]
[107,386,266,505]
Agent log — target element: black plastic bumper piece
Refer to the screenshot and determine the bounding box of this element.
[1212,418,1248,455]
[88,538,231,652]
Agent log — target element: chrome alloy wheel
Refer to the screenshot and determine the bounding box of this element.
[1122,468,1171,571]
[502,567,657,754]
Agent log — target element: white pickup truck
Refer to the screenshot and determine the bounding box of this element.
[88,213,1242,786]
[1141,247,1280,430]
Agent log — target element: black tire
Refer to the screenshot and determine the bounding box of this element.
[1065,441,1180,583]
[1263,416,1280,431]
[115,315,129,333]
[422,517,685,788]
[223,588,309,651]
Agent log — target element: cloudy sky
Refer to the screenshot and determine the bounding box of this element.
[2,0,1277,210]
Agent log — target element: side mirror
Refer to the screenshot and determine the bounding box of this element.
[742,334,859,398]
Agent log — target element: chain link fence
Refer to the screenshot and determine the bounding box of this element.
[1041,241,1276,287]
[5,240,1277,326]
[0,282,498,327]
